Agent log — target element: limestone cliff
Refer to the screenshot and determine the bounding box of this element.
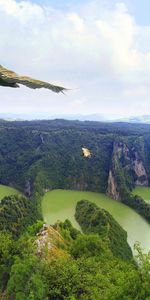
[107,141,148,200]
[132,155,148,186]
[107,170,120,200]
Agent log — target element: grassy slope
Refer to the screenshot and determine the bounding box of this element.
[0,184,19,201]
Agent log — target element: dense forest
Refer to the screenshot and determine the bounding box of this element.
[0,194,41,238]
[0,197,150,299]
[0,119,150,221]
[0,119,150,298]
[75,200,132,260]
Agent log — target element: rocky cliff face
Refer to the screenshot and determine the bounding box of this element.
[24,179,32,197]
[107,170,120,200]
[132,156,148,186]
[107,141,148,200]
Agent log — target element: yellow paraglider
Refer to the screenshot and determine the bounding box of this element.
[82,147,91,158]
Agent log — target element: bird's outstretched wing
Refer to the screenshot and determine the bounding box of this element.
[0,65,67,93]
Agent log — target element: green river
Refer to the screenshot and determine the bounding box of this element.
[0,184,149,253]
[133,187,150,203]
[42,189,150,253]
[0,184,18,201]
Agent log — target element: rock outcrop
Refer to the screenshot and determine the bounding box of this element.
[24,179,32,197]
[132,156,148,186]
[107,170,120,200]
[36,224,68,259]
[107,141,148,200]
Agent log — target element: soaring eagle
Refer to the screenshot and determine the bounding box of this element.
[0,65,67,93]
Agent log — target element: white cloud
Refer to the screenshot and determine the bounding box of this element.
[1,0,150,117]
[68,13,85,32]
[96,3,141,76]
[0,0,44,22]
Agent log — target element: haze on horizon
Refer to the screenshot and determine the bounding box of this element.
[1,0,150,118]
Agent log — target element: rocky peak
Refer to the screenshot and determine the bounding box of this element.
[36,223,68,259]
[114,142,130,160]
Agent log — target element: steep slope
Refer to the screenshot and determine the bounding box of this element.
[107,139,148,200]
[75,200,132,260]
[0,119,150,221]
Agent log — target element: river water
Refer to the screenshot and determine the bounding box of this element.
[42,189,150,253]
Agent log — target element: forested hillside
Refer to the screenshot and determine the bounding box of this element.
[0,119,114,194]
[75,200,132,260]
[0,199,149,299]
[0,119,150,221]
[0,120,150,298]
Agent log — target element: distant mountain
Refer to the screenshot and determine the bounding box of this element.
[0,113,121,122]
[117,115,150,124]
[1,112,150,123]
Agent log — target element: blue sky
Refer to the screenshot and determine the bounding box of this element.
[1,0,150,118]
[25,0,150,25]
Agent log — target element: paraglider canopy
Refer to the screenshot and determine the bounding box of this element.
[82,147,91,158]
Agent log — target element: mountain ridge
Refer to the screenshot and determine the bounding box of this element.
[1,113,150,123]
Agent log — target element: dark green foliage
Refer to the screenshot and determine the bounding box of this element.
[0,232,14,291]
[0,219,149,299]
[0,195,41,237]
[122,192,150,222]
[7,256,47,300]
[1,119,150,222]
[58,219,80,241]
[26,220,44,236]
[134,242,150,297]
[0,121,114,194]
[41,256,149,300]
[0,120,150,298]
[75,200,132,260]
[71,234,111,259]
[5,238,149,300]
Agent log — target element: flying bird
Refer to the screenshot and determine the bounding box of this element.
[82,147,91,158]
[0,65,67,93]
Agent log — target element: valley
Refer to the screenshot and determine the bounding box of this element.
[1,182,149,253]
[1,0,150,296]
[0,119,150,299]
[42,189,150,252]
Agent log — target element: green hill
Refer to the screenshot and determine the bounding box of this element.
[75,200,132,260]
[0,119,150,221]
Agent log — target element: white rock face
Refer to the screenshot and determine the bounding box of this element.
[107,141,149,200]
[107,170,120,200]
[133,159,148,186]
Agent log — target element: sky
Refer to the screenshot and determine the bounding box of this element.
[1,0,150,118]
